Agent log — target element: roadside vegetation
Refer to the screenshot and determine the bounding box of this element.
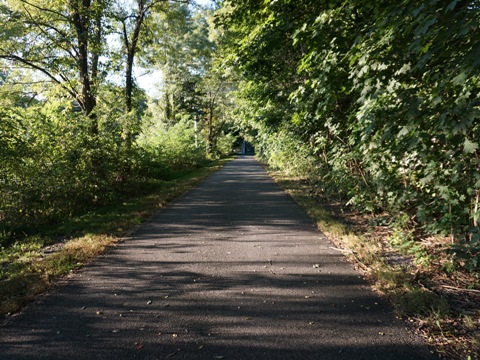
[1,1,237,317]
[214,1,480,359]
[1,0,479,358]
[271,170,479,359]
[217,0,480,274]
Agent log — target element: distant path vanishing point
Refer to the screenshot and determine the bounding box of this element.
[0,156,436,359]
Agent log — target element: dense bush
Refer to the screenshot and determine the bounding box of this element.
[0,103,126,240]
[219,0,480,271]
[0,2,236,245]
[0,94,238,244]
[137,117,208,175]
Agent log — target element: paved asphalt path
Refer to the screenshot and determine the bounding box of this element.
[1,157,436,360]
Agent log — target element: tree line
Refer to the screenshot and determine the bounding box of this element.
[214,0,480,272]
[0,0,235,242]
[2,0,479,273]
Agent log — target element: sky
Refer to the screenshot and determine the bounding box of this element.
[136,68,163,99]
[195,0,213,6]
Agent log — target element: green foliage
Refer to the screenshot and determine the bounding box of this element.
[258,129,315,177]
[0,1,237,247]
[218,0,480,272]
[397,287,450,318]
[451,228,480,273]
[0,0,108,116]
[0,102,123,241]
[389,213,432,267]
[148,4,237,158]
[138,116,208,173]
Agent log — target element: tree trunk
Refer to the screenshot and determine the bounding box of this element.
[71,0,98,134]
[124,51,135,149]
[125,53,134,113]
[206,111,214,157]
[122,0,146,150]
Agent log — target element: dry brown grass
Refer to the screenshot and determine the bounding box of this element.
[269,169,480,360]
[0,158,232,318]
[0,234,117,315]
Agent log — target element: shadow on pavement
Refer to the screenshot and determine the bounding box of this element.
[0,157,437,359]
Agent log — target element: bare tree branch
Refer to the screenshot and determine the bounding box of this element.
[0,54,79,101]
[22,8,79,61]
[19,0,70,21]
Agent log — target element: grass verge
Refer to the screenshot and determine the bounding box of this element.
[0,158,232,318]
[269,169,480,360]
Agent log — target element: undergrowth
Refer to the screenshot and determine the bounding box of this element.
[269,169,480,360]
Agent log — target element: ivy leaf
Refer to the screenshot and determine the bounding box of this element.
[414,16,436,37]
[463,139,478,154]
[445,0,460,12]
[452,72,467,85]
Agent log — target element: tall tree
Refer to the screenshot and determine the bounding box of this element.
[0,0,108,133]
[110,0,189,147]
[217,0,480,269]
[154,4,233,157]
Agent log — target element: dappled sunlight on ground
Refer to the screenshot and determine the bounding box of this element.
[0,157,435,359]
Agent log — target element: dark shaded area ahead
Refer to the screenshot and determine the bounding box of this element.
[0,157,436,359]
